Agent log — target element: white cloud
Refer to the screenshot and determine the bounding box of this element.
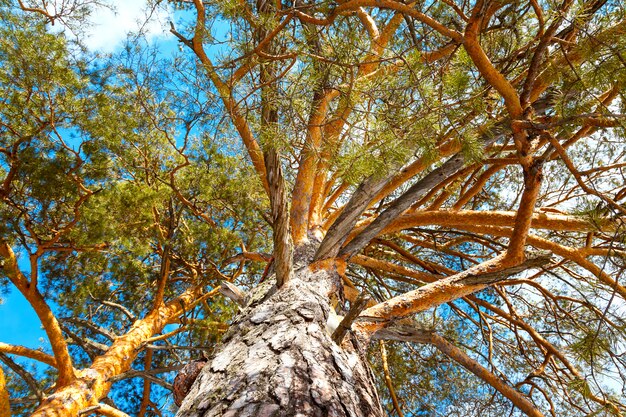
[81,0,171,52]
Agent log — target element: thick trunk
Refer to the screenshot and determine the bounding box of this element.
[176,264,383,417]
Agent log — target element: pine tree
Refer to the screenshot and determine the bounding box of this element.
[1,0,625,416]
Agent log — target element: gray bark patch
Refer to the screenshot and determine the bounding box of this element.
[176,269,383,417]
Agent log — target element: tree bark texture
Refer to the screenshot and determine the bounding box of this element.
[176,266,383,417]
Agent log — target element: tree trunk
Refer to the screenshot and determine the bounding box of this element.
[176,261,383,417]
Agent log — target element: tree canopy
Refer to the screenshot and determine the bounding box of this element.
[0,0,625,416]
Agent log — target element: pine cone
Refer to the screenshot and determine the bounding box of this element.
[173,359,208,406]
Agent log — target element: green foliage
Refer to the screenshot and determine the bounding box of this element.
[1,0,626,416]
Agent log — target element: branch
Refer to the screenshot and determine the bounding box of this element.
[529,20,626,103]
[176,1,269,194]
[31,286,219,417]
[17,0,55,22]
[137,350,152,417]
[332,294,370,344]
[520,0,574,106]
[0,366,9,417]
[379,210,610,236]
[546,133,626,216]
[99,299,137,322]
[374,327,545,417]
[356,251,552,333]
[264,149,293,287]
[0,242,75,387]
[338,153,468,259]
[350,255,439,285]
[0,342,57,368]
[469,296,623,414]
[335,0,463,42]
[504,160,543,264]
[379,341,404,417]
[463,0,522,118]
[367,91,560,209]
[219,281,247,306]
[153,243,172,310]
[79,403,131,417]
[441,223,626,299]
[61,318,116,341]
[292,12,405,244]
[0,352,43,401]
[109,365,184,383]
[315,176,391,260]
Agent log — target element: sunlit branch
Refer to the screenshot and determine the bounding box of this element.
[31,286,219,417]
[379,341,405,417]
[0,366,9,417]
[0,242,75,387]
[356,251,552,334]
[0,342,57,369]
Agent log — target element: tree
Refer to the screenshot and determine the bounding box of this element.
[1,0,625,416]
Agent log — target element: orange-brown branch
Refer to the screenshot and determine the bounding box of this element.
[137,350,153,417]
[0,366,10,417]
[335,0,463,42]
[293,12,404,243]
[379,341,405,417]
[505,161,543,264]
[178,0,268,194]
[376,209,612,236]
[0,242,75,388]
[428,332,545,417]
[31,286,218,417]
[351,254,439,284]
[464,1,522,118]
[357,253,551,334]
[0,343,57,369]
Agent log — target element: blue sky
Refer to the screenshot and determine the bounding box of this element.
[0,281,46,348]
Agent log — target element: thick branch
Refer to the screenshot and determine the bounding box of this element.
[463,0,522,118]
[315,176,390,260]
[292,12,404,244]
[356,252,552,333]
[31,286,218,417]
[505,160,543,263]
[338,153,468,259]
[379,209,609,236]
[265,149,294,287]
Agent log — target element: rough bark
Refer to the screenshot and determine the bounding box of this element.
[176,265,383,417]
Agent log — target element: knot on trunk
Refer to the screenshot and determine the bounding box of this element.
[173,358,208,406]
